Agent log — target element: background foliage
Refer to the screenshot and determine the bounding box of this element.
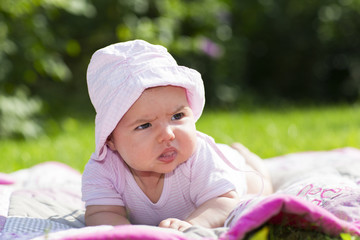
[0,0,359,138]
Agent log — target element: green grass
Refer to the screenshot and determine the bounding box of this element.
[0,117,95,173]
[1,104,359,173]
[198,104,360,159]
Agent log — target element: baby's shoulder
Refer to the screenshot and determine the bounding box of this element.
[84,150,127,178]
[194,132,226,160]
[194,132,246,169]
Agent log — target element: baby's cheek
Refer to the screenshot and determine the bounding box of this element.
[187,130,197,156]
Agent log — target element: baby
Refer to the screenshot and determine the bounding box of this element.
[82,40,272,231]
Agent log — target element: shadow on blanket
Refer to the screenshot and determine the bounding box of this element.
[0,148,359,240]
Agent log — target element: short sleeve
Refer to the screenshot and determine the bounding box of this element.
[189,134,247,207]
[81,151,126,207]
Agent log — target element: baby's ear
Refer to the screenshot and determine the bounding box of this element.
[106,135,116,151]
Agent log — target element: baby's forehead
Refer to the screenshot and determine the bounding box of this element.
[136,85,188,105]
[143,85,186,92]
[139,85,187,99]
[119,86,191,123]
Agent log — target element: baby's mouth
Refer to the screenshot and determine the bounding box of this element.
[158,148,177,163]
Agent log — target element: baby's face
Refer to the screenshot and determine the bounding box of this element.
[107,86,197,175]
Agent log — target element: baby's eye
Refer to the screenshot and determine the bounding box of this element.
[172,113,184,121]
[135,123,151,130]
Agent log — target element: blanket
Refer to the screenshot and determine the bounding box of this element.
[0,148,359,240]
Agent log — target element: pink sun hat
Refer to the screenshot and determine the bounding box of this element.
[87,40,205,161]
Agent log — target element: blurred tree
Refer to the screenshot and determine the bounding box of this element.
[1,0,359,138]
[0,0,96,138]
[225,0,360,103]
[0,0,228,138]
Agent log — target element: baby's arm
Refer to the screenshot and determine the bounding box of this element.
[159,190,240,231]
[85,205,130,226]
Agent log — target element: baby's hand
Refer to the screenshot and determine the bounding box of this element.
[158,218,192,232]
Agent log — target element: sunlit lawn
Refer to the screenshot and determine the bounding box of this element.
[198,104,360,158]
[1,104,359,173]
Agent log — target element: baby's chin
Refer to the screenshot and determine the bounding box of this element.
[158,158,189,174]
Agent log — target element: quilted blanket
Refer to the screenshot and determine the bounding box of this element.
[0,148,359,240]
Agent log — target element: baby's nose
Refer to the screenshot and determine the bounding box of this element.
[157,125,175,143]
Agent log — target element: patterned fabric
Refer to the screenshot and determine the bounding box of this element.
[0,162,84,240]
[224,147,360,238]
[2,217,71,239]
